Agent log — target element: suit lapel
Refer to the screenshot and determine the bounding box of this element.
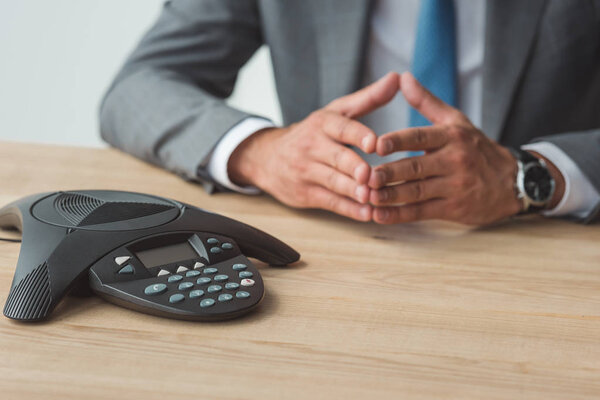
[481,0,547,141]
[313,0,371,106]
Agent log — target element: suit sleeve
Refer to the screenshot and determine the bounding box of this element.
[531,129,600,222]
[99,0,264,189]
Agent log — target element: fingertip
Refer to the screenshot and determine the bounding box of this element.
[373,207,391,224]
[361,134,377,153]
[354,184,369,204]
[358,204,373,222]
[377,138,393,156]
[368,168,386,189]
[353,163,370,184]
[368,189,379,205]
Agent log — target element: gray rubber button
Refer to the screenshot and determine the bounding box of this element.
[178,282,194,291]
[200,298,215,308]
[239,271,253,279]
[169,293,185,303]
[236,291,250,299]
[197,277,211,285]
[225,282,240,290]
[207,285,222,293]
[214,274,228,282]
[186,270,200,277]
[232,263,247,271]
[207,238,219,244]
[221,243,233,250]
[218,293,233,302]
[210,247,223,254]
[203,267,218,274]
[118,264,134,274]
[144,283,167,296]
[168,274,183,283]
[189,290,204,299]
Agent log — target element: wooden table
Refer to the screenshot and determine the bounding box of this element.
[0,140,599,399]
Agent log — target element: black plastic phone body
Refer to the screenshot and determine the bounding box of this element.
[0,191,299,321]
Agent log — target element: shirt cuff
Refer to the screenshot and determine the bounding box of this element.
[522,141,600,218]
[206,117,275,194]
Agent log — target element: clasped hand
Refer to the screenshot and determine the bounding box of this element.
[229,72,522,226]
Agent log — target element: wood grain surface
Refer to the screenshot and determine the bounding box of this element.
[0,141,599,399]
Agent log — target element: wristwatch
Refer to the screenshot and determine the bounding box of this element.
[509,148,556,213]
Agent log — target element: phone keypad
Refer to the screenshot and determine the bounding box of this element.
[97,233,262,321]
[138,258,258,316]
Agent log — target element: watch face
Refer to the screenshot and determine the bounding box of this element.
[524,165,554,202]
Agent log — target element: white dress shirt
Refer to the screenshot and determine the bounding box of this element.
[206,0,599,219]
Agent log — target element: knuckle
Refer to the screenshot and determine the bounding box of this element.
[412,181,424,201]
[448,125,469,142]
[414,127,427,145]
[327,170,338,189]
[454,175,473,191]
[451,150,472,169]
[446,199,464,218]
[327,195,339,211]
[404,206,420,221]
[409,158,423,178]
[332,149,343,169]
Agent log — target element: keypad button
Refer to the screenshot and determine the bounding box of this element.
[236,291,250,299]
[178,282,194,291]
[186,270,200,278]
[207,238,219,245]
[214,274,228,282]
[200,298,215,308]
[218,294,233,302]
[232,263,247,271]
[157,269,170,276]
[193,262,205,270]
[169,293,185,304]
[115,256,131,266]
[203,267,218,274]
[189,290,205,299]
[207,285,222,293]
[221,243,233,250]
[144,283,167,295]
[240,278,255,287]
[210,247,223,254]
[239,271,253,279]
[118,264,134,274]
[168,274,183,283]
[197,277,211,285]
[176,266,189,273]
[225,282,240,290]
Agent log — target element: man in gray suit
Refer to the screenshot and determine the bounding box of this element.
[100,0,600,225]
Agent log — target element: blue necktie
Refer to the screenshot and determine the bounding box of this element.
[409,0,457,129]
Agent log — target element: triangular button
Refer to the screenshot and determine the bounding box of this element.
[115,256,131,265]
[176,266,189,273]
[118,264,134,274]
[194,262,205,270]
[157,269,170,277]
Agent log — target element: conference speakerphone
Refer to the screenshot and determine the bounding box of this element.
[0,190,300,321]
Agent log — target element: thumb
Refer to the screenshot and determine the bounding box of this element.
[325,71,400,119]
[401,71,463,125]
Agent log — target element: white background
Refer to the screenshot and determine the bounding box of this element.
[0,0,281,148]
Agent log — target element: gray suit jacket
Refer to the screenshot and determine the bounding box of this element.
[100,0,600,221]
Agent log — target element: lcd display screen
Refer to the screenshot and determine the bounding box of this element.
[135,241,198,268]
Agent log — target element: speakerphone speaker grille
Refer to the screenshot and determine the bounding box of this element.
[52,192,175,227]
[78,202,174,226]
[3,262,52,321]
[54,193,105,225]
